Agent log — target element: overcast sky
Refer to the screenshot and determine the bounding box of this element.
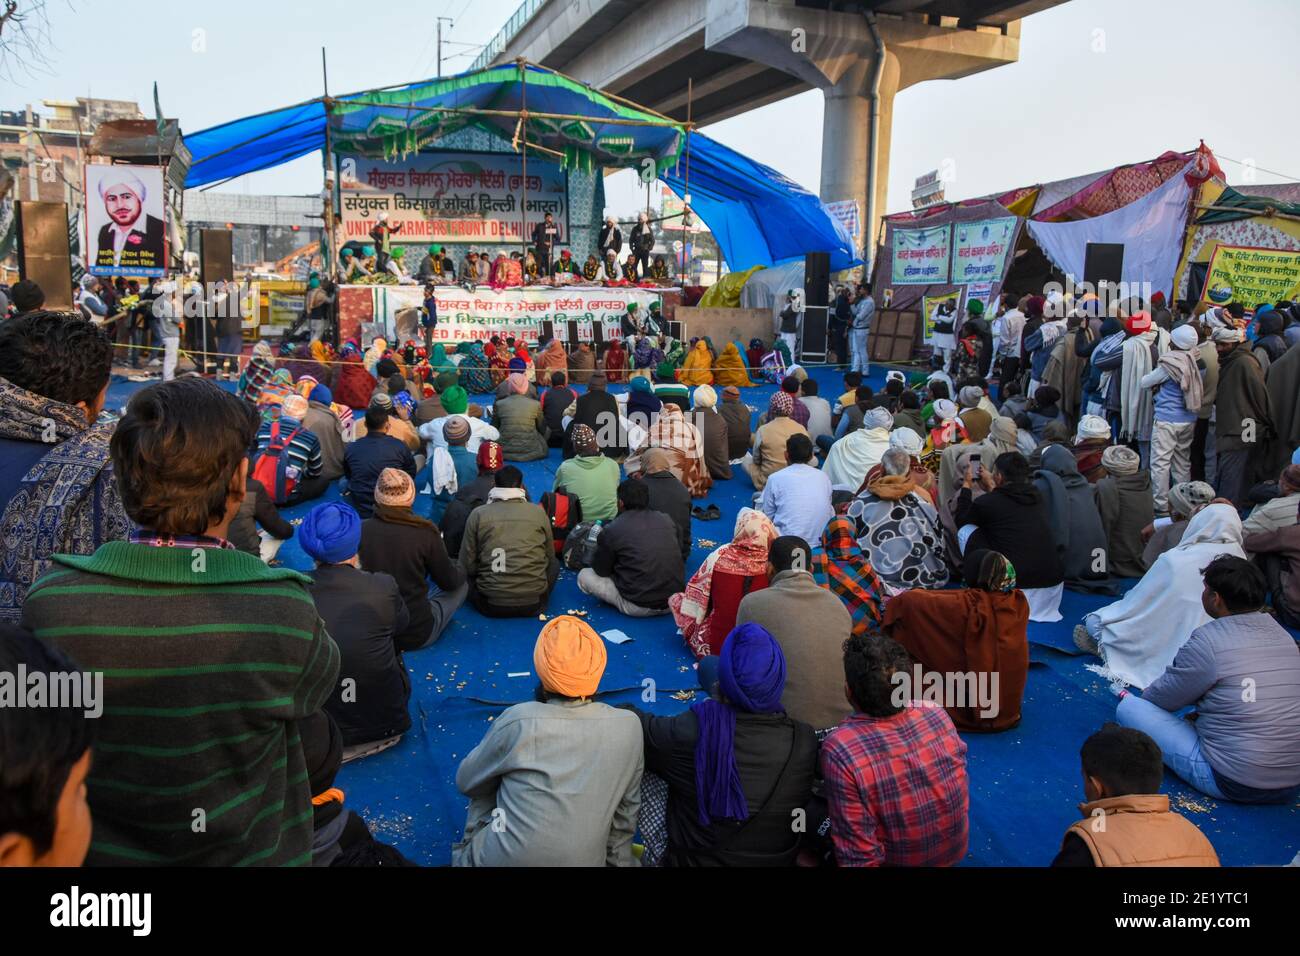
[14,0,1298,217]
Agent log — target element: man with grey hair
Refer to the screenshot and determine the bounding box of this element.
[881,447,912,477]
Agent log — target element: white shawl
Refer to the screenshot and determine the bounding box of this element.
[1093,504,1244,688]
[1118,328,1169,441]
[822,426,891,490]
[431,447,458,496]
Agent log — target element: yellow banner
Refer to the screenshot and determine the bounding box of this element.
[922,290,960,344]
[1200,244,1300,307]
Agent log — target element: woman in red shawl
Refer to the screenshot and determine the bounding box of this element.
[333,341,379,410]
[882,548,1029,732]
[669,508,777,658]
[603,339,628,383]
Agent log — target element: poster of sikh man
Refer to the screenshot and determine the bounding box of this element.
[86,164,166,275]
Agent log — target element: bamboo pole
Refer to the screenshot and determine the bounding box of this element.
[337,98,685,129]
[679,78,692,287]
[519,59,529,264]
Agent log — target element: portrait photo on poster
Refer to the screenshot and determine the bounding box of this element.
[84,164,167,277]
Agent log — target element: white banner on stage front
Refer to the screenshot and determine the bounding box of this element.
[366,285,665,344]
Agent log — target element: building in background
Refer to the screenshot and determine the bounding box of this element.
[1,98,147,280]
[183,192,324,275]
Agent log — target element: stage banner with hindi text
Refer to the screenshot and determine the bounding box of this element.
[891,224,951,285]
[361,284,662,345]
[1199,244,1300,308]
[952,217,1016,284]
[337,151,570,247]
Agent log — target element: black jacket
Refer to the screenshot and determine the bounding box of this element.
[566,389,626,458]
[94,215,165,271]
[955,482,1064,589]
[630,223,654,255]
[633,706,817,867]
[591,508,685,609]
[343,433,417,519]
[358,515,465,651]
[438,473,495,558]
[598,224,622,256]
[639,470,691,560]
[309,564,411,747]
[229,476,294,555]
[541,385,576,437]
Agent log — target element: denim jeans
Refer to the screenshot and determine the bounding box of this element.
[849,328,870,375]
[1116,693,1225,799]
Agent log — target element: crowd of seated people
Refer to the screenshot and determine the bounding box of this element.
[3,292,1299,871]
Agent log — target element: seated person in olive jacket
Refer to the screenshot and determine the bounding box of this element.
[300,502,411,760]
[458,466,558,617]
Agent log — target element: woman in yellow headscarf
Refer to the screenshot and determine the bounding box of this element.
[714,341,756,388]
[679,339,714,386]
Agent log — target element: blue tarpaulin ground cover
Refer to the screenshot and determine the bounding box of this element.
[104,365,1298,867]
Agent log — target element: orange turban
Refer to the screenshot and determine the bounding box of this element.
[533,615,606,699]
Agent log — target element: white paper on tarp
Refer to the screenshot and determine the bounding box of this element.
[739,259,808,332]
[1026,161,1194,291]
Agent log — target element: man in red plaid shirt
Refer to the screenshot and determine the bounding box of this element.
[820,634,969,866]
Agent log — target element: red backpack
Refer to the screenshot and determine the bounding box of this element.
[251,419,303,505]
[539,487,583,554]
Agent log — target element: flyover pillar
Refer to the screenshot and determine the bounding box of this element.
[705,0,1025,264]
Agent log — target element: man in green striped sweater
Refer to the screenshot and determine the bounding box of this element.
[21,378,340,866]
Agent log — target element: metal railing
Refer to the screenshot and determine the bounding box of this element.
[470,0,549,70]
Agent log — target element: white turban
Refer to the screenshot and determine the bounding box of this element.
[1171,325,1198,351]
[890,427,922,456]
[1212,326,1244,344]
[98,167,147,204]
[933,398,958,422]
[864,407,894,431]
[1075,414,1111,443]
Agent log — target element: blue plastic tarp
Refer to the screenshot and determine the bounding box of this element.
[661,133,858,272]
[184,64,857,272]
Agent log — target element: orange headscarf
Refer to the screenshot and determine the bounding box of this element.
[534,615,606,698]
[680,340,714,386]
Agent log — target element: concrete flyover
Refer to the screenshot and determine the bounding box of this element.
[477,0,1068,256]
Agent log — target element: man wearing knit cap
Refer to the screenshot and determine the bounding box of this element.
[416,384,500,456]
[301,501,413,760]
[359,468,468,651]
[304,383,347,481]
[438,441,505,558]
[553,423,620,520]
[252,392,328,505]
[1138,323,1204,515]
[452,615,643,867]
[1095,446,1154,578]
[442,416,478,488]
[1212,324,1273,506]
[719,384,752,462]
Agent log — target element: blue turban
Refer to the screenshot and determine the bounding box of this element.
[629,375,651,393]
[308,383,333,406]
[299,502,361,564]
[508,357,527,372]
[690,623,787,825]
